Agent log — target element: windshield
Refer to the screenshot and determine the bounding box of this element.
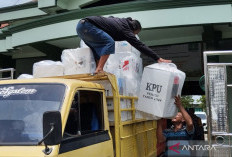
[196,113,206,120]
[0,84,65,145]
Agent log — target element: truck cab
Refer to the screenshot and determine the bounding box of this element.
[0,73,157,157]
[0,77,113,157]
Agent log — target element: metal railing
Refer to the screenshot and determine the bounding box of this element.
[0,68,15,80]
[204,51,232,157]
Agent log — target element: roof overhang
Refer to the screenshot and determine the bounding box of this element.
[0,0,99,24]
[0,1,232,54]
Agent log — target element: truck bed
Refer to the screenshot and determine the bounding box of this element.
[53,73,157,157]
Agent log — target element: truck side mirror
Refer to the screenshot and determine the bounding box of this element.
[43,111,62,145]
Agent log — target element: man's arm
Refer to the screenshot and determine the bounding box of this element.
[157,119,166,143]
[175,95,194,132]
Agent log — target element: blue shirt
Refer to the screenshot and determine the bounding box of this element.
[163,126,194,157]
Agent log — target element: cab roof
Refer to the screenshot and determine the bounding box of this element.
[0,78,104,90]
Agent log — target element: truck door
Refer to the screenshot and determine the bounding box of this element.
[58,90,113,157]
[204,51,232,157]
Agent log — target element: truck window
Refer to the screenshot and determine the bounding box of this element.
[60,90,110,154]
[64,90,104,138]
[0,84,65,145]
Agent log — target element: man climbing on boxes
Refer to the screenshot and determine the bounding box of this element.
[76,16,171,73]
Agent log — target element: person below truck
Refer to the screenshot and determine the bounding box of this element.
[157,96,194,157]
[76,16,171,73]
[188,108,204,141]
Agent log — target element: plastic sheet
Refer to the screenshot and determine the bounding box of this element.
[17,74,33,79]
[61,48,96,75]
[80,40,88,48]
[104,52,143,96]
[115,41,132,53]
[33,60,64,78]
[115,41,141,56]
[80,37,143,97]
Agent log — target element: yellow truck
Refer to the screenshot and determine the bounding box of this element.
[0,72,157,157]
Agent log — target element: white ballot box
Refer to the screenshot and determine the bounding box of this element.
[137,63,186,118]
[33,60,64,78]
[61,48,96,75]
[17,74,33,79]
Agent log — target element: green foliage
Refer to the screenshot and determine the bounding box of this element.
[180,96,194,108]
[197,95,206,111]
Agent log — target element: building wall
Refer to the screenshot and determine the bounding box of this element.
[15,57,45,77]
[1,1,232,94]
